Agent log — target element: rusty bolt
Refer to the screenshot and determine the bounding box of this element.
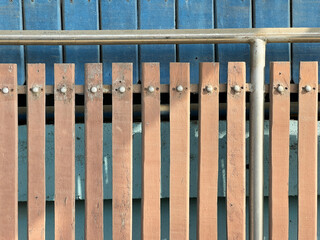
[2,87,9,94]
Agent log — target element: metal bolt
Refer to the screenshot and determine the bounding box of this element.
[206,85,213,93]
[32,86,40,93]
[305,85,312,92]
[90,86,98,93]
[2,87,9,94]
[176,85,184,92]
[277,85,284,93]
[119,86,126,93]
[60,86,67,94]
[148,85,155,93]
[233,85,241,93]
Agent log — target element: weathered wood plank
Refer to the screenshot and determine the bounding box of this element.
[112,63,133,240]
[197,63,219,240]
[54,64,75,240]
[85,64,103,239]
[141,63,161,239]
[226,62,246,239]
[139,0,176,84]
[24,0,62,85]
[298,62,318,239]
[101,0,138,84]
[269,62,290,239]
[177,0,214,83]
[170,63,190,239]
[27,64,46,240]
[63,0,100,85]
[0,64,18,240]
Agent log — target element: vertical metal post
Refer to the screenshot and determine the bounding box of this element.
[249,38,266,240]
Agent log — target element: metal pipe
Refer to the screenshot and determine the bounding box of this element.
[1,28,320,45]
[249,39,266,240]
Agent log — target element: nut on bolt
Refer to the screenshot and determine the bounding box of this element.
[233,85,241,93]
[119,86,126,93]
[305,85,312,92]
[176,85,184,92]
[2,87,9,94]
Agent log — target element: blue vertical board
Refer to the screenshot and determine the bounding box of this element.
[0,1,24,85]
[177,0,214,84]
[24,0,62,85]
[63,0,100,85]
[292,0,320,83]
[139,0,176,84]
[254,0,290,83]
[215,0,251,82]
[100,0,138,84]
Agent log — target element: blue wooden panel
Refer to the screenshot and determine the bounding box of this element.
[24,0,62,85]
[292,0,320,83]
[215,0,251,82]
[63,0,100,85]
[254,0,290,83]
[100,0,138,84]
[0,1,24,85]
[139,0,176,84]
[177,0,214,84]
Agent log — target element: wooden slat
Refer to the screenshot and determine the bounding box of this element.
[197,63,219,239]
[269,62,290,239]
[85,64,103,239]
[112,63,133,240]
[170,63,190,239]
[0,64,18,240]
[54,64,75,240]
[27,64,46,240]
[141,63,161,239]
[226,62,246,239]
[298,62,318,239]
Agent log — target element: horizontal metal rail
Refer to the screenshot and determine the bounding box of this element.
[1,28,320,45]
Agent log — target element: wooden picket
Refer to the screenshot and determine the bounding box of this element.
[85,63,104,239]
[269,62,290,239]
[0,60,319,239]
[298,62,318,239]
[54,64,75,240]
[27,64,46,240]
[0,64,18,240]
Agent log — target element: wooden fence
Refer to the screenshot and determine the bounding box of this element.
[0,61,317,239]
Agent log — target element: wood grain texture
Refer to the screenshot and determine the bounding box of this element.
[269,62,290,240]
[197,63,219,240]
[85,64,103,240]
[54,64,75,240]
[170,63,190,239]
[27,64,46,240]
[298,62,318,239]
[226,62,246,240]
[112,63,133,240]
[141,63,161,240]
[0,64,18,240]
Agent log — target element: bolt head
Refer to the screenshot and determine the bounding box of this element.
[119,86,126,93]
[90,86,98,93]
[305,85,312,92]
[206,85,213,93]
[2,87,9,94]
[60,86,67,94]
[176,85,184,92]
[277,85,284,93]
[32,86,40,93]
[148,86,155,93]
[233,85,241,93]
